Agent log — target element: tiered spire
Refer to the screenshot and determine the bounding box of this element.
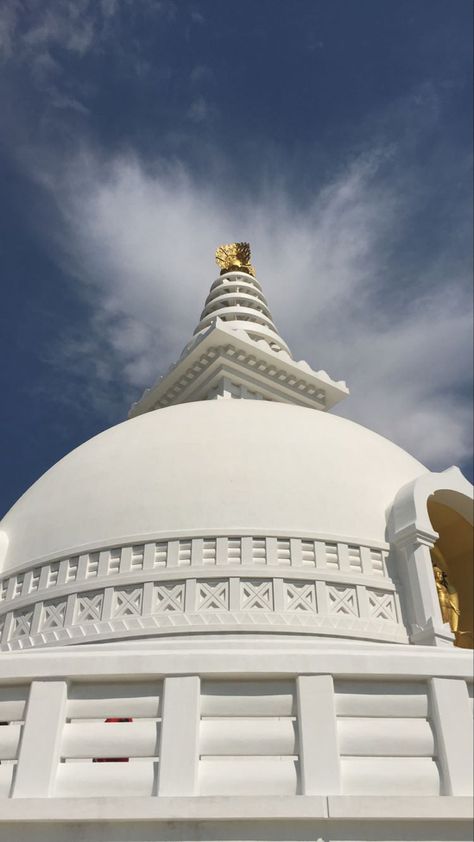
[129,243,348,417]
[194,269,290,355]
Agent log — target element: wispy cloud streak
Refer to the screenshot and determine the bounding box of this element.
[39,131,472,471]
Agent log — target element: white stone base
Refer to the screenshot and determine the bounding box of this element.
[0,638,472,841]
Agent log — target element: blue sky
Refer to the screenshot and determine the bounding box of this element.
[0,0,472,516]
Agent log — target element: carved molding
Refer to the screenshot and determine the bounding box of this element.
[1,571,406,651]
[0,536,391,618]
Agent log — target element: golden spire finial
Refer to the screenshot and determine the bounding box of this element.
[215,242,256,277]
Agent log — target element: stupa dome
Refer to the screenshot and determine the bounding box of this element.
[0,399,425,575]
[0,243,472,839]
[0,244,470,656]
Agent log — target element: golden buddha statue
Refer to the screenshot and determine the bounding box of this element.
[215,242,256,277]
[431,545,460,636]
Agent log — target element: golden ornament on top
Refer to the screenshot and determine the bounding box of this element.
[215,242,256,277]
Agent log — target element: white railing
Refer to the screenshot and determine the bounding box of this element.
[0,645,472,801]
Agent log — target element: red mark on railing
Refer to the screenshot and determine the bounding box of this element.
[93,717,132,762]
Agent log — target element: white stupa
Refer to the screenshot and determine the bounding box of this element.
[0,243,472,841]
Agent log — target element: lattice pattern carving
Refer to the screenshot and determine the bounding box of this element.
[40,599,67,630]
[240,579,273,610]
[2,575,407,650]
[10,609,33,639]
[284,581,316,612]
[75,591,104,623]
[368,589,397,621]
[198,580,229,610]
[327,585,358,616]
[154,582,185,612]
[113,587,143,617]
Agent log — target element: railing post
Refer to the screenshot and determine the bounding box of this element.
[157,675,200,796]
[297,674,341,794]
[13,680,68,797]
[430,677,473,795]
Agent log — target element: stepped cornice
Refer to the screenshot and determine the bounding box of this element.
[130,261,348,416]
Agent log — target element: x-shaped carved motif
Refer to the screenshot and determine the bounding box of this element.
[241,581,272,610]
[42,601,66,628]
[12,612,33,637]
[369,592,394,619]
[285,583,315,611]
[199,582,228,610]
[77,594,103,621]
[155,584,184,612]
[328,586,357,616]
[114,588,142,616]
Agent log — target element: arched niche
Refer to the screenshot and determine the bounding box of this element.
[388,466,473,647]
[428,494,473,648]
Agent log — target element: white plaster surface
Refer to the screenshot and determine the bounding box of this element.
[0,816,472,842]
[0,634,472,839]
[0,400,426,574]
[1,267,472,842]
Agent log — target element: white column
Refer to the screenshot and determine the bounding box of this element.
[297,674,341,795]
[265,537,277,566]
[241,537,253,566]
[315,580,329,616]
[98,549,110,577]
[216,537,228,566]
[119,546,133,575]
[13,680,68,797]
[158,676,200,796]
[290,538,302,568]
[337,544,350,572]
[102,586,115,620]
[229,577,240,611]
[30,602,43,636]
[356,584,370,619]
[430,677,473,795]
[191,538,203,566]
[394,528,453,647]
[273,578,285,612]
[142,582,154,616]
[185,579,197,613]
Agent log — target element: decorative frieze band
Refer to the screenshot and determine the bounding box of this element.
[0,535,403,650]
[0,536,389,608]
[1,575,405,651]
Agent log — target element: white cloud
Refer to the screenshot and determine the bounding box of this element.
[0,0,96,63]
[40,143,472,472]
[0,0,20,60]
[0,0,177,100]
